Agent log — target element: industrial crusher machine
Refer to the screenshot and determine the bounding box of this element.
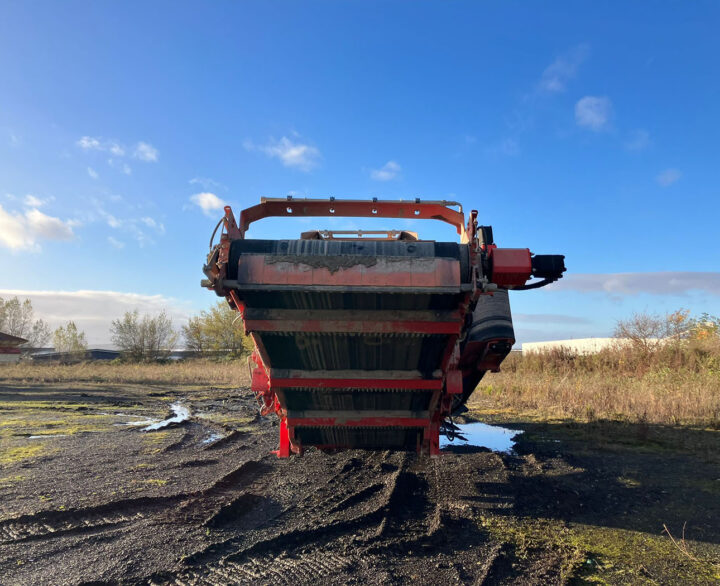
[202,198,565,456]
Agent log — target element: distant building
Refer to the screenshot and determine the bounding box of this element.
[522,338,625,354]
[31,349,121,362]
[0,332,28,364]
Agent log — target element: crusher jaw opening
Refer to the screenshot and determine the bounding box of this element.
[201,197,565,457]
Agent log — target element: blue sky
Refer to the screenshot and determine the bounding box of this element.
[1,1,718,345]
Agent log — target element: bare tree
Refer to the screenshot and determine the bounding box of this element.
[110,310,178,361]
[614,309,695,352]
[0,297,51,348]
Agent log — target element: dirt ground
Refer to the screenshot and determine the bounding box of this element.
[0,383,718,585]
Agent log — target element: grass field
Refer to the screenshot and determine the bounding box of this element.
[0,359,251,387]
[471,338,720,427]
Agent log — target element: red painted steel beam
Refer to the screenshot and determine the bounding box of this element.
[237,198,466,237]
[244,319,461,335]
[271,378,443,390]
[287,416,431,427]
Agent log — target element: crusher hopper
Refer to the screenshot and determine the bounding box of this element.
[202,198,565,456]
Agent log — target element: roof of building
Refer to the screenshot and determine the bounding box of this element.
[0,332,28,346]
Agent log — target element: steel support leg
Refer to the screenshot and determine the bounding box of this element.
[274,418,291,458]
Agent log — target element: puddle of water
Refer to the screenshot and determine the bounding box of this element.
[440,421,521,453]
[28,434,68,439]
[143,403,191,432]
[201,432,225,445]
[116,418,160,427]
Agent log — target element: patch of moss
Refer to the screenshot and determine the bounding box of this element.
[0,444,47,467]
[141,478,168,486]
[0,401,94,411]
[0,474,26,487]
[479,515,719,584]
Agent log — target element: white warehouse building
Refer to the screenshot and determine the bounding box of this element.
[522,338,625,354]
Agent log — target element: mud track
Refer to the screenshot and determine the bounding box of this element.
[1,383,718,584]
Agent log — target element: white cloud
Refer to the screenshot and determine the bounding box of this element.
[190,192,227,216]
[122,163,132,175]
[189,177,225,191]
[245,136,321,171]
[624,129,651,151]
[656,168,681,187]
[107,236,125,249]
[77,136,102,150]
[140,216,165,234]
[538,44,589,93]
[0,204,77,251]
[550,271,720,296]
[0,289,193,346]
[77,136,124,156]
[94,203,165,247]
[100,211,122,228]
[370,160,402,181]
[108,143,125,157]
[133,141,158,162]
[87,167,99,179]
[575,96,612,131]
[23,194,46,207]
[77,137,157,163]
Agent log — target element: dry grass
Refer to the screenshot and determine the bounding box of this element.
[3,338,719,427]
[0,359,251,387]
[472,338,720,427]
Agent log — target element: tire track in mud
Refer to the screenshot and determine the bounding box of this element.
[0,457,268,545]
[147,450,515,585]
[152,452,407,585]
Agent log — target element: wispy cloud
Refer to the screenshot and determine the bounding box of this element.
[23,194,52,208]
[538,44,589,93]
[189,177,226,191]
[107,236,125,249]
[244,136,321,171]
[94,203,164,247]
[0,204,78,252]
[133,141,158,162]
[190,192,226,216]
[140,216,165,234]
[370,160,401,181]
[624,129,651,151]
[77,136,125,156]
[575,96,612,131]
[0,289,192,345]
[550,272,720,296]
[656,168,681,187]
[87,167,99,179]
[77,137,158,165]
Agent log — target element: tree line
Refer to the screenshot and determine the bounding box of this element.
[0,296,253,362]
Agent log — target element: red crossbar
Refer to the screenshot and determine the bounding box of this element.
[271,378,442,390]
[245,319,461,335]
[287,416,430,427]
[237,198,466,237]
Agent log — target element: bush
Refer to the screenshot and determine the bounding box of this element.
[53,321,88,359]
[110,310,178,362]
[182,301,254,357]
